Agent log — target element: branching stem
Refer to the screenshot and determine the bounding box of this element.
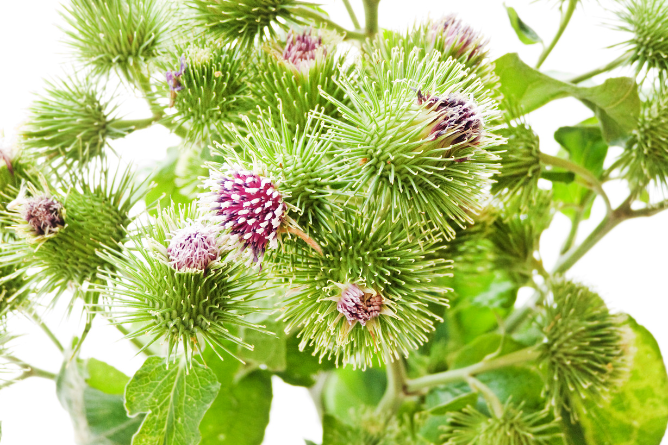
[539,152,612,215]
[535,0,577,69]
[0,355,57,389]
[405,347,541,392]
[567,53,630,84]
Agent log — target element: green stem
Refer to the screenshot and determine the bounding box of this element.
[113,323,152,356]
[108,117,157,133]
[553,214,620,275]
[376,354,407,415]
[503,290,542,333]
[293,7,366,41]
[0,355,57,389]
[25,310,64,354]
[539,152,612,215]
[136,70,189,139]
[560,192,593,255]
[362,0,381,37]
[341,0,361,30]
[405,347,541,393]
[567,53,630,84]
[466,376,503,418]
[535,0,578,69]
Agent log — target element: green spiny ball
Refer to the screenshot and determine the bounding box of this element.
[490,122,542,211]
[99,203,265,363]
[619,87,668,189]
[616,0,668,76]
[322,49,503,240]
[487,190,552,286]
[441,404,562,445]
[538,279,634,418]
[62,0,171,81]
[275,208,452,369]
[1,166,141,300]
[253,28,353,133]
[187,0,319,48]
[365,15,499,94]
[166,39,250,142]
[21,78,128,169]
[210,113,345,232]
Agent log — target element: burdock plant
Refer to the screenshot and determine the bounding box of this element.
[2,1,668,445]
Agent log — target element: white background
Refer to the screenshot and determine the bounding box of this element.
[0,0,667,444]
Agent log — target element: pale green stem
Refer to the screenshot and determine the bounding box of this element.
[466,376,504,418]
[567,53,631,84]
[293,7,366,41]
[25,310,64,354]
[535,0,578,69]
[0,355,57,389]
[376,354,407,415]
[341,0,361,30]
[406,347,541,393]
[539,152,612,215]
[362,0,381,37]
[503,290,542,333]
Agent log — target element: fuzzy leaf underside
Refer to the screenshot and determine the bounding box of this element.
[124,356,220,445]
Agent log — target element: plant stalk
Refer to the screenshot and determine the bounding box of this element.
[293,7,366,41]
[376,355,407,415]
[362,0,381,37]
[405,347,541,393]
[567,53,630,84]
[341,0,361,30]
[553,214,620,274]
[539,152,612,215]
[108,117,157,133]
[535,0,578,69]
[25,309,64,354]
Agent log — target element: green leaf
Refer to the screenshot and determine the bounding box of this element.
[144,146,193,214]
[505,5,542,45]
[276,334,335,387]
[199,347,273,445]
[86,358,130,395]
[322,367,386,422]
[552,123,608,220]
[576,316,668,445]
[57,358,145,445]
[428,392,479,415]
[125,356,221,445]
[238,320,287,372]
[495,53,641,144]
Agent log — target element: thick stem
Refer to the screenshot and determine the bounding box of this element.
[406,347,541,393]
[535,0,578,69]
[341,0,361,30]
[539,152,612,215]
[293,7,366,41]
[567,53,630,84]
[362,0,381,37]
[108,117,157,133]
[376,355,407,415]
[25,310,64,354]
[553,214,620,274]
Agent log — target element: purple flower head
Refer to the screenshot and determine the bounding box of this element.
[282,28,325,71]
[202,166,285,267]
[21,195,64,236]
[417,90,485,147]
[337,284,383,326]
[166,55,187,92]
[167,222,220,271]
[431,14,487,62]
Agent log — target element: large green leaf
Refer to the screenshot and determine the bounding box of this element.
[449,333,524,369]
[198,348,273,445]
[57,358,144,445]
[505,5,542,45]
[495,53,640,144]
[576,316,668,445]
[238,320,287,373]
[552,121,609,220]
[143,146,193,214]
[275,334,335,387]
[322,366,386,422]
[124,357,220,445]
